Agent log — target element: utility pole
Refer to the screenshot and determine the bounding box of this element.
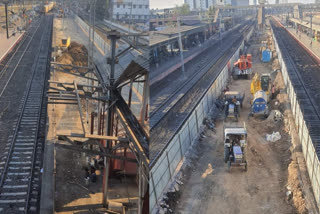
[129,2,133,33]
[177,16,185,79]
[232,10,234,28]
[76,1,79,33]
[62,0,64,30]
[310,13,313,46]
[219,13,222,46]
[92,0,96,66]
[5,2,9,39]
[199,0,202,21]
[103,30,120,208]
[88,0,92,67]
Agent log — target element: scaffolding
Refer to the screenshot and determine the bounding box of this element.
[48,30,149,213]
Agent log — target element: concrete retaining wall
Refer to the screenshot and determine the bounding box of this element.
[271,23,320,209]
[149,26,254,213]
[75,15,110,55]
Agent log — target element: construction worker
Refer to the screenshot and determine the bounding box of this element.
[272,84,275,100]
[232,96,237,104]
[223,86,229,93]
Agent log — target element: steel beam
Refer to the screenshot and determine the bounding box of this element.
[55,143,138,163]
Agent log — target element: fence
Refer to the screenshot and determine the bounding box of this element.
[271,24,320,209]
[149,26,254,213]
[74,15,110,55]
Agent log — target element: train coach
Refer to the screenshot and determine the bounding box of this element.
[42,1,56,14]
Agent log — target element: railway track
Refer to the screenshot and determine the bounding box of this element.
[0,19,42,97]
[150,22,254,162]
[0,15,52,213]
[270,17,320,154]
[150,22,252,129]
[271,18,320,119]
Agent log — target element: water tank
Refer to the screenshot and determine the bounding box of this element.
[252,90,268,114]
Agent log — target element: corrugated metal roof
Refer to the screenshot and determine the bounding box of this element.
[115,51,149,87]
[290,18,320,32]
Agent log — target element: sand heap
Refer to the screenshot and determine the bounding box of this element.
[56,42,88,72]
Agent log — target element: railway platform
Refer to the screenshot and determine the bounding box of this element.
[150,22,246,85]
[275,16,320,61]
[286,26,320,61]
[0,32,24,63]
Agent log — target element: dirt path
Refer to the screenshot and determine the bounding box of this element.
[174,38,300,214]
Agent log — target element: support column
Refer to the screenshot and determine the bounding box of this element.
[126,77,132,106]
[5,3,9,39]
[140,73,149,127]
[103,30,120,208]
[138,160,143,214]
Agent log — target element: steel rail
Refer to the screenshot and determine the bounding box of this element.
[150,23,252,130]
[0,16,52,213]
[150,23,254,165]
[270,18,320,120]
[0,19,43,98]
[24,16,52,213]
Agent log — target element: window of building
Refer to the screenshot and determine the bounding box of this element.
[132,15,135,18]
[139,5,142,8]
[145,5,148,9]
[117,4,120,8]
[133,4,136,8]
[123,4,125,8]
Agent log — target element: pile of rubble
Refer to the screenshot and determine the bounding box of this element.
[56,41,88,70]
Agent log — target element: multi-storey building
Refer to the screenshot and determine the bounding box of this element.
[231,0,249,6]
[184,0,225,11]
[111,0,150,23]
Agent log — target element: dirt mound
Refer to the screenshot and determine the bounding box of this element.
[248,116,282,136]
[287,161,308,214]
[56,42,88,72]
[274,71,285,91]
[272,58,280,71]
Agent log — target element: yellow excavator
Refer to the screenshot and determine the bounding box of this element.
[60,37,71,49]
[250,73,271,95]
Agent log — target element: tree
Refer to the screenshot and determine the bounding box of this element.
[174,3,190,16]
[95,0,109,20]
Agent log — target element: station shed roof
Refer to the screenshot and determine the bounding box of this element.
[150,24,207,48]
[290,18,320,32]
